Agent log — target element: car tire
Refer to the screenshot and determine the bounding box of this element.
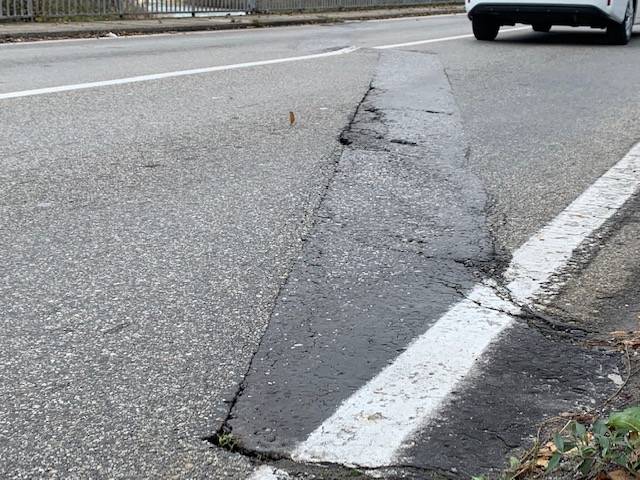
[607,0,635,44]
[472,17,500,40]
[532,23,552,32]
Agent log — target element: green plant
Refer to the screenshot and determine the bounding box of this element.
[215,432,238,451]
[547,406,640,476]
[471,406,640,480]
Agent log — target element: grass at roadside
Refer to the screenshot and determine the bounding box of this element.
[473,409,640,480]
[473,331,640,480]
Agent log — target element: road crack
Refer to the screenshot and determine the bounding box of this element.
[205,79,379,452]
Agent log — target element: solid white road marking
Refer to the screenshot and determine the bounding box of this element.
[505,146,640,303]
[0,46,359,100]
[293,283,517,467]
[293,142,640,467]
[372,26,530,49]
[248,465,290,480]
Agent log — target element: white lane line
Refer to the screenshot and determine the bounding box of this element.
[293,142,640,467]
[372,26,529,49]
[0,46,358,100]
[248,465,290,480]
[505,147,640,303]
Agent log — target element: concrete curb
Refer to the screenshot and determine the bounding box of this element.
[0,6,464,42]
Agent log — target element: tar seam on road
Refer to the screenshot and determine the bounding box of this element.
[291,141,640,468]
[207,75,377,460]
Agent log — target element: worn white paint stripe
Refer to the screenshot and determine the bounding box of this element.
[0,46,358,100]
[248,465,290,480]
[293,284,517,467]
[372,26,529,49]
[506,146,640,303]
[293,142,640,467]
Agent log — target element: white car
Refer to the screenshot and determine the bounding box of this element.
[466,0,635,43]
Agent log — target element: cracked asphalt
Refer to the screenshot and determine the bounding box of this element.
[2,13,640,480]
[228,50,495,456]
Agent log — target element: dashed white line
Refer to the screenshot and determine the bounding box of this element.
[293,142,640,467]
[0,46,359,100]
[372,26,530,49]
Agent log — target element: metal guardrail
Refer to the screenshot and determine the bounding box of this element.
[131,0,253,14]
[1,0,33,18]
[0,0,446,19]
[33,0,120,17]
[1,0,254,18]
[255,0,436,12]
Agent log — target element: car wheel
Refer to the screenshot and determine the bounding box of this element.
[532,23,552,32]
[607,0,635,44]
[472,17,500,40]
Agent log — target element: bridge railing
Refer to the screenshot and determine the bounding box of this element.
[1,0,452,20]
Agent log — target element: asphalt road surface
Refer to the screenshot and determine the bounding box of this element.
[2,14,640,480]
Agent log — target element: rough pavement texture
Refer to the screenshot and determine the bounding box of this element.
[0,50,377,478]
[402,323,619,476]
[228,50,495,455]
[431,29,640,253]
[3,15,640,480]
[225,46,624,477]
[544,195,640,333]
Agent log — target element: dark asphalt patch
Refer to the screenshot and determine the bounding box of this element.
[398,322,620,477]
[225,50,496,457]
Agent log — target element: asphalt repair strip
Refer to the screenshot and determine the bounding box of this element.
[294,146,640,469]
[231,49,629,477]
[229,48,497,459]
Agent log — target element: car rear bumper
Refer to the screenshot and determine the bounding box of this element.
[467,3,611,27]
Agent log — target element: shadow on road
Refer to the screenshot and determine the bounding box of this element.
[498,28,640,46]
